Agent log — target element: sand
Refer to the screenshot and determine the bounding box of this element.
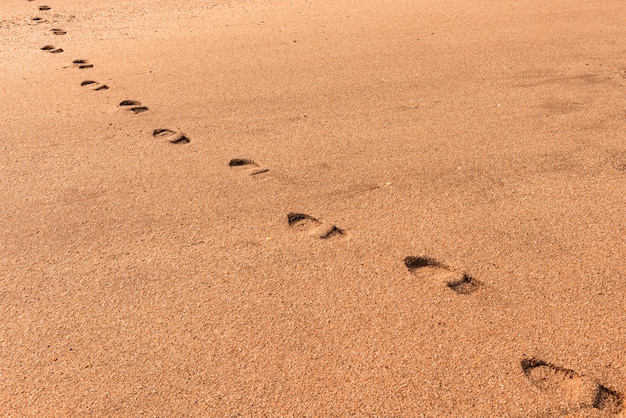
[1,0,625,416]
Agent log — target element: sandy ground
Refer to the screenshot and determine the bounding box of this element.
[1,0,625,416]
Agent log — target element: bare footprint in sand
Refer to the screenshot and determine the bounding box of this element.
[51,28,66,35]
[521,358,623,414]
[38,5,51,10]
[287,213,345,239]
[72,59,94,69]
[119,100,148,114]
[404,256,480,294]
[80,80,108,91]
[228,159,269,176]
[41,45,63,53]
[152,129,190,144]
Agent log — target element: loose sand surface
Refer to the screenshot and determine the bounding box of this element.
[1,0,625,416]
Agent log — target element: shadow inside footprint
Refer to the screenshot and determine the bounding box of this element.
[228,159,269,175]
[319,225,345,239]
[288,213,322,230]
[41,45,63,53]
[153,129,190,144]
[447,274,479,294]
[596,385,624,413]
[229,158,257,168]
[39,5,51,10]
[73,59,93,69]
[404,256,444,270]
[51,28,66,35]
[119,100,148,114]
[81,80,108,91]
[120,100,140,106]
[404,256,480,294]
[287,213,345,239]
[521,358,623,414]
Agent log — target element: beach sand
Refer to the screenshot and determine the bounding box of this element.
[1,0,625,415]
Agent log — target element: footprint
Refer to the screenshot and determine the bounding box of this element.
[31,16,43,22]
[119,100,148,114]
[152,129,190,144]
[404,256,480,294]
[51,28,66,35]
[287,212,345,239]
[228,159,269,176]
[80,80,108,91]
[72,59,93,69]
[521,358,623,414]
[41,45,63,53]
[38,5,51,10]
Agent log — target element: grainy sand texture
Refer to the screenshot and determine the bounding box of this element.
[1,0,625,416]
